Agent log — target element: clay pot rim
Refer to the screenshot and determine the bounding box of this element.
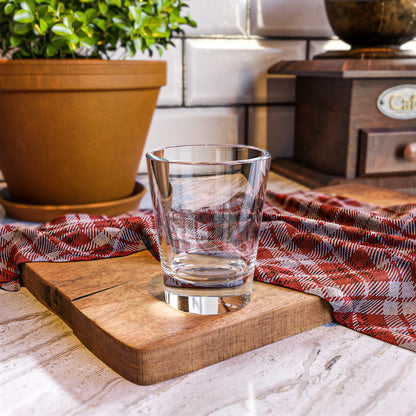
[0,59,167,90]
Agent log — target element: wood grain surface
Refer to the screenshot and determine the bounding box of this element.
[20,183,414,385]
[21,250,333,385]
[272,157,416,192]
[315,183,416,206]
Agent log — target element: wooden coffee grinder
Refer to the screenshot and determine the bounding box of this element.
[270,0,416,193]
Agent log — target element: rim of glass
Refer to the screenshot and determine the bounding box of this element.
[146,144,271,165]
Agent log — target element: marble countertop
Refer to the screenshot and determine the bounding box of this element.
[1,173,415,416]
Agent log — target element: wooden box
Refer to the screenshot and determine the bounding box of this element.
[269,60,416,189]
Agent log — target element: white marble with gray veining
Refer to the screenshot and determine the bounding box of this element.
[1,288,415,416]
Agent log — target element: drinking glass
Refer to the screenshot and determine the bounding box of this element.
[146,144,270,315]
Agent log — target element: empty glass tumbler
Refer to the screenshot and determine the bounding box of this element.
[146,144,271,315]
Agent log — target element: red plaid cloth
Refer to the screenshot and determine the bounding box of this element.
[0,211,157,291]
[1,191,415,352]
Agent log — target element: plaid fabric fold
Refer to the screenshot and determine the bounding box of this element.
[0,191,415,352]
[0,211,157,291]
[257,191,416,352]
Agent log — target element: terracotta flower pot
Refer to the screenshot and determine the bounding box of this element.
[0,60,166,209]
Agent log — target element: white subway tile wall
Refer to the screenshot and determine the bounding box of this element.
[127,0,402,172]
[136,0,347,172]
[185,39,305,105]
[184,0,247,36]
[127,39,183,106]
[250,0,333,37]
[138,107,245,171]
[308,39,350,60]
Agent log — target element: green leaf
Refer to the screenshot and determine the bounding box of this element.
[107,0,121,7]
[98,2,108,15]
[10,35,22,47]
[46,44,57,57]
[51,23,73,36]
[93,18,106,31]
[188,17,197,28]
[112,16,128,31]
[51,35,67,47]
[143,5,153,14]
[74,11,86,22]
[39,18,48,32]
[81,24,94,37]
[68,33,79,45]
[79,35,95,47]
[36,4,49,18]
[62,15,73,28]
[128,6,142,24]
[84,8,97,22]
[126,41,136,57]
[13,22,31,34]
[41,16,55,28]
[21,0,35,14]
[13,9,34,23]
[4,3,15,15]
[1,0,197,58]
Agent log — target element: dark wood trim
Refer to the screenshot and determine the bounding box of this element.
[269,59,416,79]
[271,157,416,193]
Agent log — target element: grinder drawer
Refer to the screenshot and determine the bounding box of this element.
[359,128,416,176]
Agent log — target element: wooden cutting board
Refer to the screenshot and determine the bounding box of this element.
[20,184,416,385]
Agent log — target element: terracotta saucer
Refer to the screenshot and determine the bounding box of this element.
[0,182,146,223]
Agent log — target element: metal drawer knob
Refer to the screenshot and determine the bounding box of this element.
[403,143,416,162]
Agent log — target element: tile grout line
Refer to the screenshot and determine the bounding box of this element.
[246,0,251,37]
[181,36,185,108]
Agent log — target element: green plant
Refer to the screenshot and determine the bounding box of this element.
[0,0,196,59]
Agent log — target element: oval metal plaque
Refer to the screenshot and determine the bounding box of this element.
[377,84,416,120]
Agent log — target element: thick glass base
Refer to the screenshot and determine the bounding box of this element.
[162,256,254,314]
[164,289,251,315]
